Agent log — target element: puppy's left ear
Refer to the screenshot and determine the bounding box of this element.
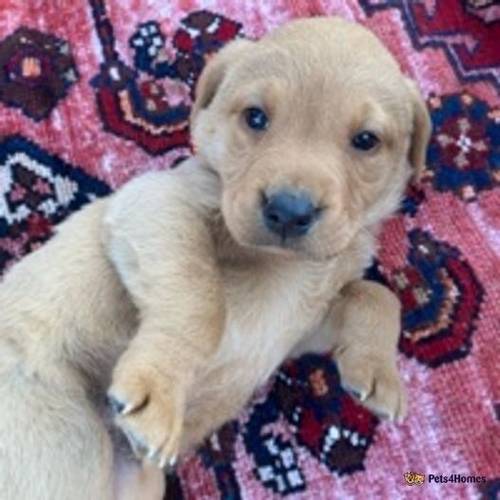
[190,39,254,126]
[405,78,432,181]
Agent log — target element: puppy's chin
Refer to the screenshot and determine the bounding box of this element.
[236,232,342,261]
[222,215,297,258]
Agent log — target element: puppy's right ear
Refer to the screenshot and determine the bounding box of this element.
[190,39,253,125]
[405,78,432,182]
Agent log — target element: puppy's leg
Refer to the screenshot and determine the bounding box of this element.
[332,280,406,421]
[0,362,114,500]
[0,201,138,500]
[295,280,406,421]
[103,170,224,468]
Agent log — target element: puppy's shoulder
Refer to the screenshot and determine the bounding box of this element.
[106,157,221,225]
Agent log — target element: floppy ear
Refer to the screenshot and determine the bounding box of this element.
[405,79,432,181]
[190,39,253,126]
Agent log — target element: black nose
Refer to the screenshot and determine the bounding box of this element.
[262,190,318,238]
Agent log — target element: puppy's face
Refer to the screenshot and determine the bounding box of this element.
[191,18,431,260]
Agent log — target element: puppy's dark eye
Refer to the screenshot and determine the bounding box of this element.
[244,107,269,131]
[351,131,380,151]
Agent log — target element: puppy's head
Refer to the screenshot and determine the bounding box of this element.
[191,17,431,260]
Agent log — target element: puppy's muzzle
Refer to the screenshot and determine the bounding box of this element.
[262,189,320,239]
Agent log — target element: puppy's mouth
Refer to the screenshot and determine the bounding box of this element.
[234,220,340,261]
[222,187,347,261]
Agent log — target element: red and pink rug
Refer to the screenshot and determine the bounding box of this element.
[0,1,499,498]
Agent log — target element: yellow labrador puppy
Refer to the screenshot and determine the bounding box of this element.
[0,17,430,500]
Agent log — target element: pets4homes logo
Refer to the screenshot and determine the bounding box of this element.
[404,472,487,486]
[404,472,425,486]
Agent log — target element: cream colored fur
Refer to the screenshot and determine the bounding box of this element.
[0,17,430,500]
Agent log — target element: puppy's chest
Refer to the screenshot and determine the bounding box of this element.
[215,258,337,377]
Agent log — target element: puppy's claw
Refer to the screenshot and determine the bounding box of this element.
[107,394,127,415]
[158,454,168,470]
[121,402,136,416]
[373,408,392,421]
[158,454,177,472]
[344,385,368,402]
[147,446,159,460]
[107,390,147,417]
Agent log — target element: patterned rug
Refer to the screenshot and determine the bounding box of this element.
[1,1,499,499]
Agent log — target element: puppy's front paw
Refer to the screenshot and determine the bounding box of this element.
[108,365,186,469]
[335,348,407,422]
